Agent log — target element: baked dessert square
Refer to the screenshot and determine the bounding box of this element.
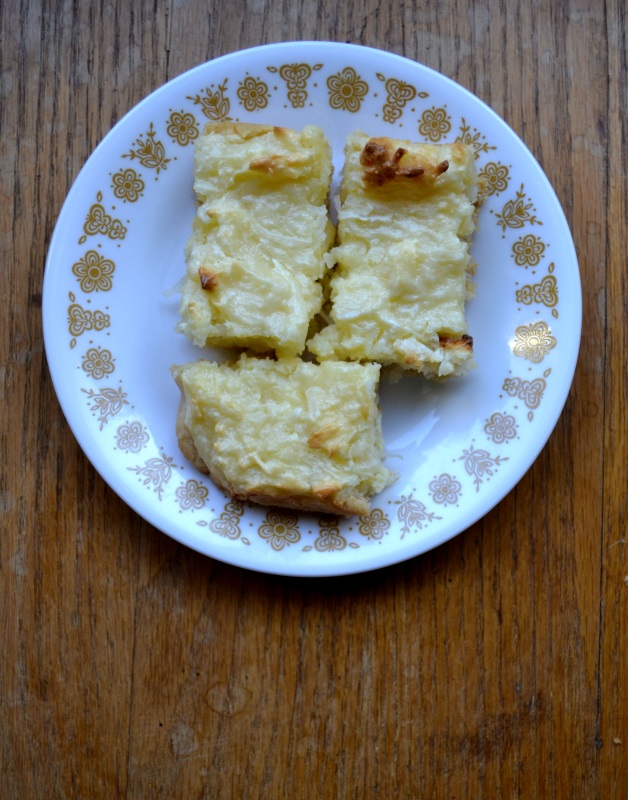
[308,131,481,378]
[178,122,335,358]
[172,355,396,516]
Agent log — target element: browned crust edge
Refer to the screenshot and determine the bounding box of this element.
[438,334,474,351]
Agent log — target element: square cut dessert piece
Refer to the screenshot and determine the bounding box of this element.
[178,122,335,358]
[308,131,481,378]
[171,355,396,516]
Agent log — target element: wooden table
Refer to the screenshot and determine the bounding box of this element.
[2,1,626,797]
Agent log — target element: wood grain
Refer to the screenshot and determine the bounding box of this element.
[1,0,626,797]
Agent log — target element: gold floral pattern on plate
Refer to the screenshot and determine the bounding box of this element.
[122,123,171,174]
[502,375,547,409]
[82,385,129,430]
[72,250,115,293]
[237,76,270,112]
[512,321,557,363]
[312,517,348,552]
[187,80,231,121]
[175,479,209,512]
[114,420,150,454]
[459,446,508,492]
[494,184,543,232]
[267,63,322,108]
[199,499,244,540]
[80,194,127,243]
[67,292,110,348]
[376,72,426,124]
[484,412,518,445]
[258,510,300,550]
[455,118,497,158]
[166,110,199,146]
[358,508,390,540]
[128,453,177,500]
[395,494,440,538]
[478,161,511,196]
[428,474,463,506]
[502,373,550,421]
[511,233,547,267]
[418,106,451,141]
[111,168,145,203]
[327,66,369,112]
[81,346,115,380]
[516,271,559,316]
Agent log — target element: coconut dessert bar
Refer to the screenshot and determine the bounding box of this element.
[178,122,335,358]
[308,131,481,378]
[172,355,396,516]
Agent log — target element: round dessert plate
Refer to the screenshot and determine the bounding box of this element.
[43,42,581,576]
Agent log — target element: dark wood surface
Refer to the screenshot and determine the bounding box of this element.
[2,1,626,797]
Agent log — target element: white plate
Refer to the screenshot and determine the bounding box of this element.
[43,42,581,577]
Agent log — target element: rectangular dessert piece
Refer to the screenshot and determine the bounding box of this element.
[308,131,480,378]
[178,122,335,358]
[171,355,396,516]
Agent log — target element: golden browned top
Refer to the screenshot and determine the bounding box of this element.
[359,137,450,187]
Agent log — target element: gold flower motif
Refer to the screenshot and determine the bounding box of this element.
[208,500,244,539]
[72,250,115,293]
[82,385,128,429]
[187,80,231,121]
[428,474,462,506]
[455,118,496,158]
[516,274,558,308]
[484,412,518,445]
[478,161,510,196]
[81,347,115,380]
[68,302,110,338]
[68,304,92,337]
[83,202,127,240]
[314,517,347,552]
[269,63,322,108]
[166,110,199,146]
[236,76,269,111]
[495,185,542,231]
[395,494,438,538]
[502,376,547,410]
[92,310,109,329]
[512,321,557,363]
[327,67,369,113]
[376,73,424,124]
[123,123,171,174]
[418,106,451,141]
[512,234,546,267]
[115,421,150,454]
[175,479,208,511]
[515,285,534,305]
[111,168,145,202]
[358,508,390,540]
[128,454,175,500]
[459,446,508,492]
[258,510,300,550]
